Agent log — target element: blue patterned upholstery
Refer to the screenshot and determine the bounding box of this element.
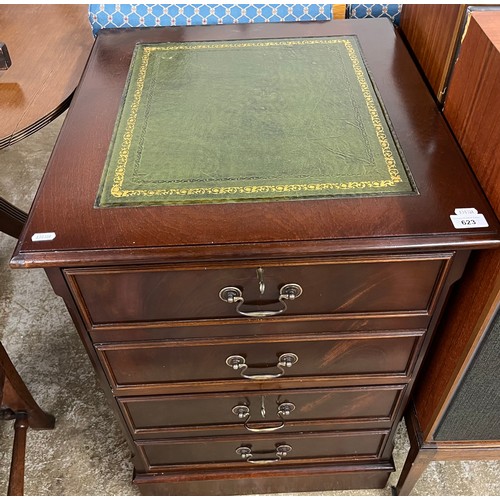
[88,4,333,36]
[347,4,402,25]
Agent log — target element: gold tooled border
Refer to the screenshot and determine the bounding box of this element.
[110,38,406,200]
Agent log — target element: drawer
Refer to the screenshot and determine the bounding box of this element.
[65,254,451,326]
[136,430,389,471]
[119,385,406,438]
[97,331,424,393]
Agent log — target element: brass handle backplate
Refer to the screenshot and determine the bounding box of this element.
[226,353,299,380]
[232,402,296,433]
[235,444,292,464]
[219,283,303,317]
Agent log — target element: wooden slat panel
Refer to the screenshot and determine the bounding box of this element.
[444,12,500,213]
[400,4,465,101]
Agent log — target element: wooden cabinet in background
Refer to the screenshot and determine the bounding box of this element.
[400,4,466,102]
[400,4,500,103]
[443,11,500,180]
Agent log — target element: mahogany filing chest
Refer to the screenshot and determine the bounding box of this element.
[11,20,500,495]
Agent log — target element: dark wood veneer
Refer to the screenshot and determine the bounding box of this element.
[88,314,431,343]
[97,332,423,393]
[66,254,449,324]
[118,385,405,438]
[137,429,389,470]
[11,21,499,267]
[400,4,465,101]
[134,461,394,495]
[11,19,500,495]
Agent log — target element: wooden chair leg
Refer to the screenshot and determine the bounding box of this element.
[0,343,55,429]
[1,342,55,495]
[7,414,29,496]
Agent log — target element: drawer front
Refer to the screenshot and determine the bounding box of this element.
[97,332,423,391]
[66,255,450,325]
[119,385,405,438]
[137,430,389,470]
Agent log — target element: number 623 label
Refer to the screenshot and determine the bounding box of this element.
[450,208,489,229]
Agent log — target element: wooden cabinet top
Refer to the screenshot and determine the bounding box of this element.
[12,20,500,268]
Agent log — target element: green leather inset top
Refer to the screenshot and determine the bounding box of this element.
[96,36,416,207]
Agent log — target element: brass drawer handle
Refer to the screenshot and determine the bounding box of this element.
[235,444,292,464]
[219,283,303,317]
[232,402,296,433]
[226,353,299,380]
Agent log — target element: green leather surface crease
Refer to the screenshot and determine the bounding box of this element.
[95,36,416,207]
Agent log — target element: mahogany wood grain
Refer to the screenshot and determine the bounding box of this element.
[88,314,431,343]
[400,4,465,101]
[12,233,499,269]
[0,5,93,148]
[9,20,500,496]
[134,461,393,495]
[394,405,436,496]
[97,332,423,393]
[11,21,500,268]
[444,11,500,213]
[44,268,144,460]
[413,249,500,440]
[118,385,404,438]
[66,255,448,325]
[138,430,388,469]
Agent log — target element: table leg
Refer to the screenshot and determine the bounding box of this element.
[0,197,27,238]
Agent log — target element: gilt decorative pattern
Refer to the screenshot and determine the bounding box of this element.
[96,36,416,207]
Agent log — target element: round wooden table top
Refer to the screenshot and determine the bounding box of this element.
[0,4,94,149]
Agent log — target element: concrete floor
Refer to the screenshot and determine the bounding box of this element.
[0,115,499,496]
